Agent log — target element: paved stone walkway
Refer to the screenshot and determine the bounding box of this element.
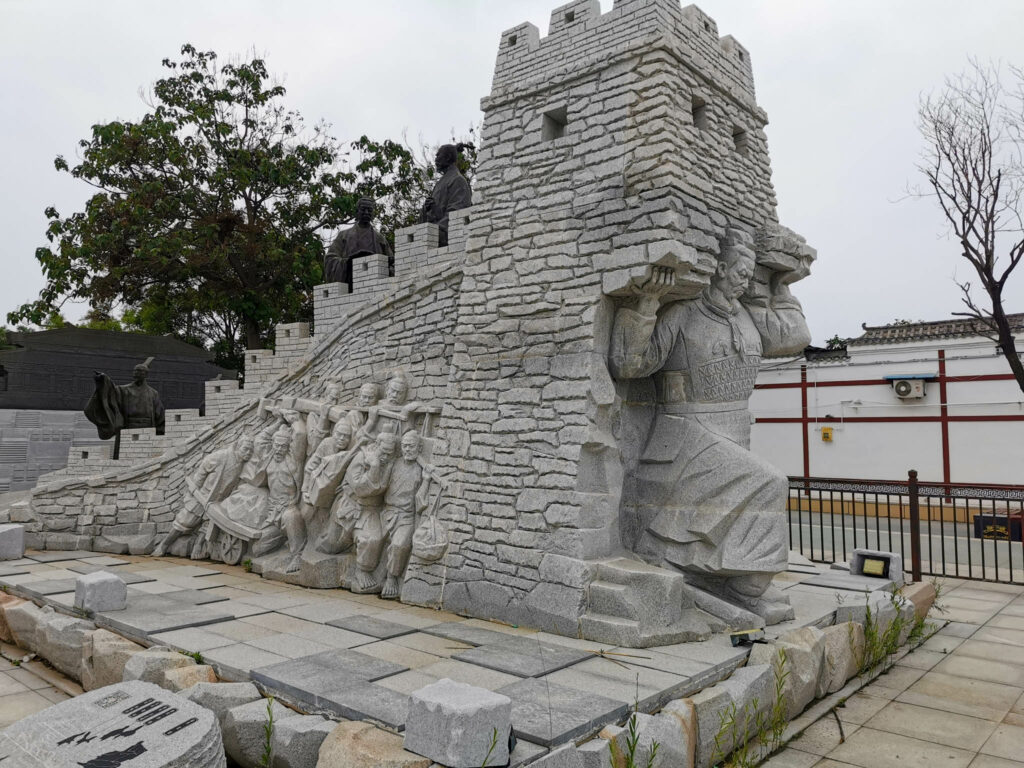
[0,641,76,729]
[764,577,1024,768]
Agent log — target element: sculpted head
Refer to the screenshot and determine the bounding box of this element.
[358,381,381,408]
[714,239,756,301]
[132,364,148,384]
[435,144,458,173]
[356,197,375,226]
[400,430,421,461]
[331,420,353,450]
[384,373,409,406]
[272,427,292,460]
[236,436,255,462]
[377,432,398,461]
[323,380,343,404]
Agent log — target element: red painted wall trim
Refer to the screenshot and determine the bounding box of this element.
[938,350,951,489]
[755,372,1018,390]
[800,365,809,478]
[756,414,1024,423]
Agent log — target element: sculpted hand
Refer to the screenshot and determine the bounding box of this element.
[634,266,675,315]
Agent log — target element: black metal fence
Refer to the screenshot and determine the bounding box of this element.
[788,472,1024,584]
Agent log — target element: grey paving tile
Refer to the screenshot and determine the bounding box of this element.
[247,634,335,659]
[163,588,230,606]
[542,656,691,709]
[0,566,30,578]
[93,593,234,640]
[64,564,155,584]
[453,638,589,677]
[251,648,408,710]
[20,579,77,596]
[497,677,629,746]
[203,643,290,680]
[422,622,516,646]
[149,627,239,654]
[23,550,97,563]
[318,682,410,730]
[327,614,418,639]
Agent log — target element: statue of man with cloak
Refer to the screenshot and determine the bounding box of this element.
[324,197,393,288]
[84,357,165,453]
[419,143,473,247]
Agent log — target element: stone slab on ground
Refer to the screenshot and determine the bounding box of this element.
[798,570,896,593]
[318,681,412,730]
[23,550,100,563]
[452,636,590,677]
[75,570,127,613]
[497,677,630,746]
[404,679,512,767]
[328,614,419,639]
[18,577,78,595]
[0,679,225,767]
[422,622,517,647]
[93,592,235,640]
[122,646,196,684]
[0,524,25,560]
[66,564,156,584]
[252,648,408,712]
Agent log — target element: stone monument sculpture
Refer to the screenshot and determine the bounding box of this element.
[362,372,422,437]
[152,435,255,558]
[419,144,473,247]
[324,197,393,288]
[609,230,812,624]
[84,358,165,457]
[249,422,308,573]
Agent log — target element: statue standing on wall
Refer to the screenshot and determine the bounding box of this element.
[324,197,393,288]
[419,143,473,247]
[84,357,166,450]
[609,229,811,624]
[153,435,255,558]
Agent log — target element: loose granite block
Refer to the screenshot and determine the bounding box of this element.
[453,637,590,677]
[74,571,127,613]
[405,679,512,767]
[328,614,419,639]
[270,714,336,768]
[0,524,25,560]
[497,678,630,746]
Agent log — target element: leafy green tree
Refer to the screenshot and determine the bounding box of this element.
[9,45,426,369]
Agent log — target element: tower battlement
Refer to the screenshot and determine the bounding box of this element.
[493,0,754,104]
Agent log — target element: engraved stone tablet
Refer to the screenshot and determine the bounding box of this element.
[0,680,226,767]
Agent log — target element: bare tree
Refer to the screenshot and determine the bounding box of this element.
[918,60,1024,391]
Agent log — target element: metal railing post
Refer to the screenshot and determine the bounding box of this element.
[908,469,922,582]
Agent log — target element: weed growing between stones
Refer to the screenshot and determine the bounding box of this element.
[710,647,790,768]
[618,709,659,768]
[242,559,253,573]
[260,697,275,768]
[180,650,203,665]
[480,727,499,768]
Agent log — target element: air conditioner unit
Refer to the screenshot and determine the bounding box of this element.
[892,379,925,399]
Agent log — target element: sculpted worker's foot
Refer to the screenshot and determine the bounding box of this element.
[354,569,379,593]
[381,575,400,600]
[284,553,303,574]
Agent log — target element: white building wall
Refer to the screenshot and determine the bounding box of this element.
[750,337,1024,484]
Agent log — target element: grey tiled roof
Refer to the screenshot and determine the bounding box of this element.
[849,313,1024,346]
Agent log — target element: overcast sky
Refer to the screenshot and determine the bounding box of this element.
[2,0,1023,345]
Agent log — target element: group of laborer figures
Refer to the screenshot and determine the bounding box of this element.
[153,371,445,599]
[323,143,472,288]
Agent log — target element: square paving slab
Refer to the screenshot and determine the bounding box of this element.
[93,593,234,640]
[496,678,630,746]
[327,615,418,639]
[422,622,518,646]
[317,681,410,730]
[64,564,154,583]
[23,550,98,563]
[251,648,408,710]
[453,637,590,677]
